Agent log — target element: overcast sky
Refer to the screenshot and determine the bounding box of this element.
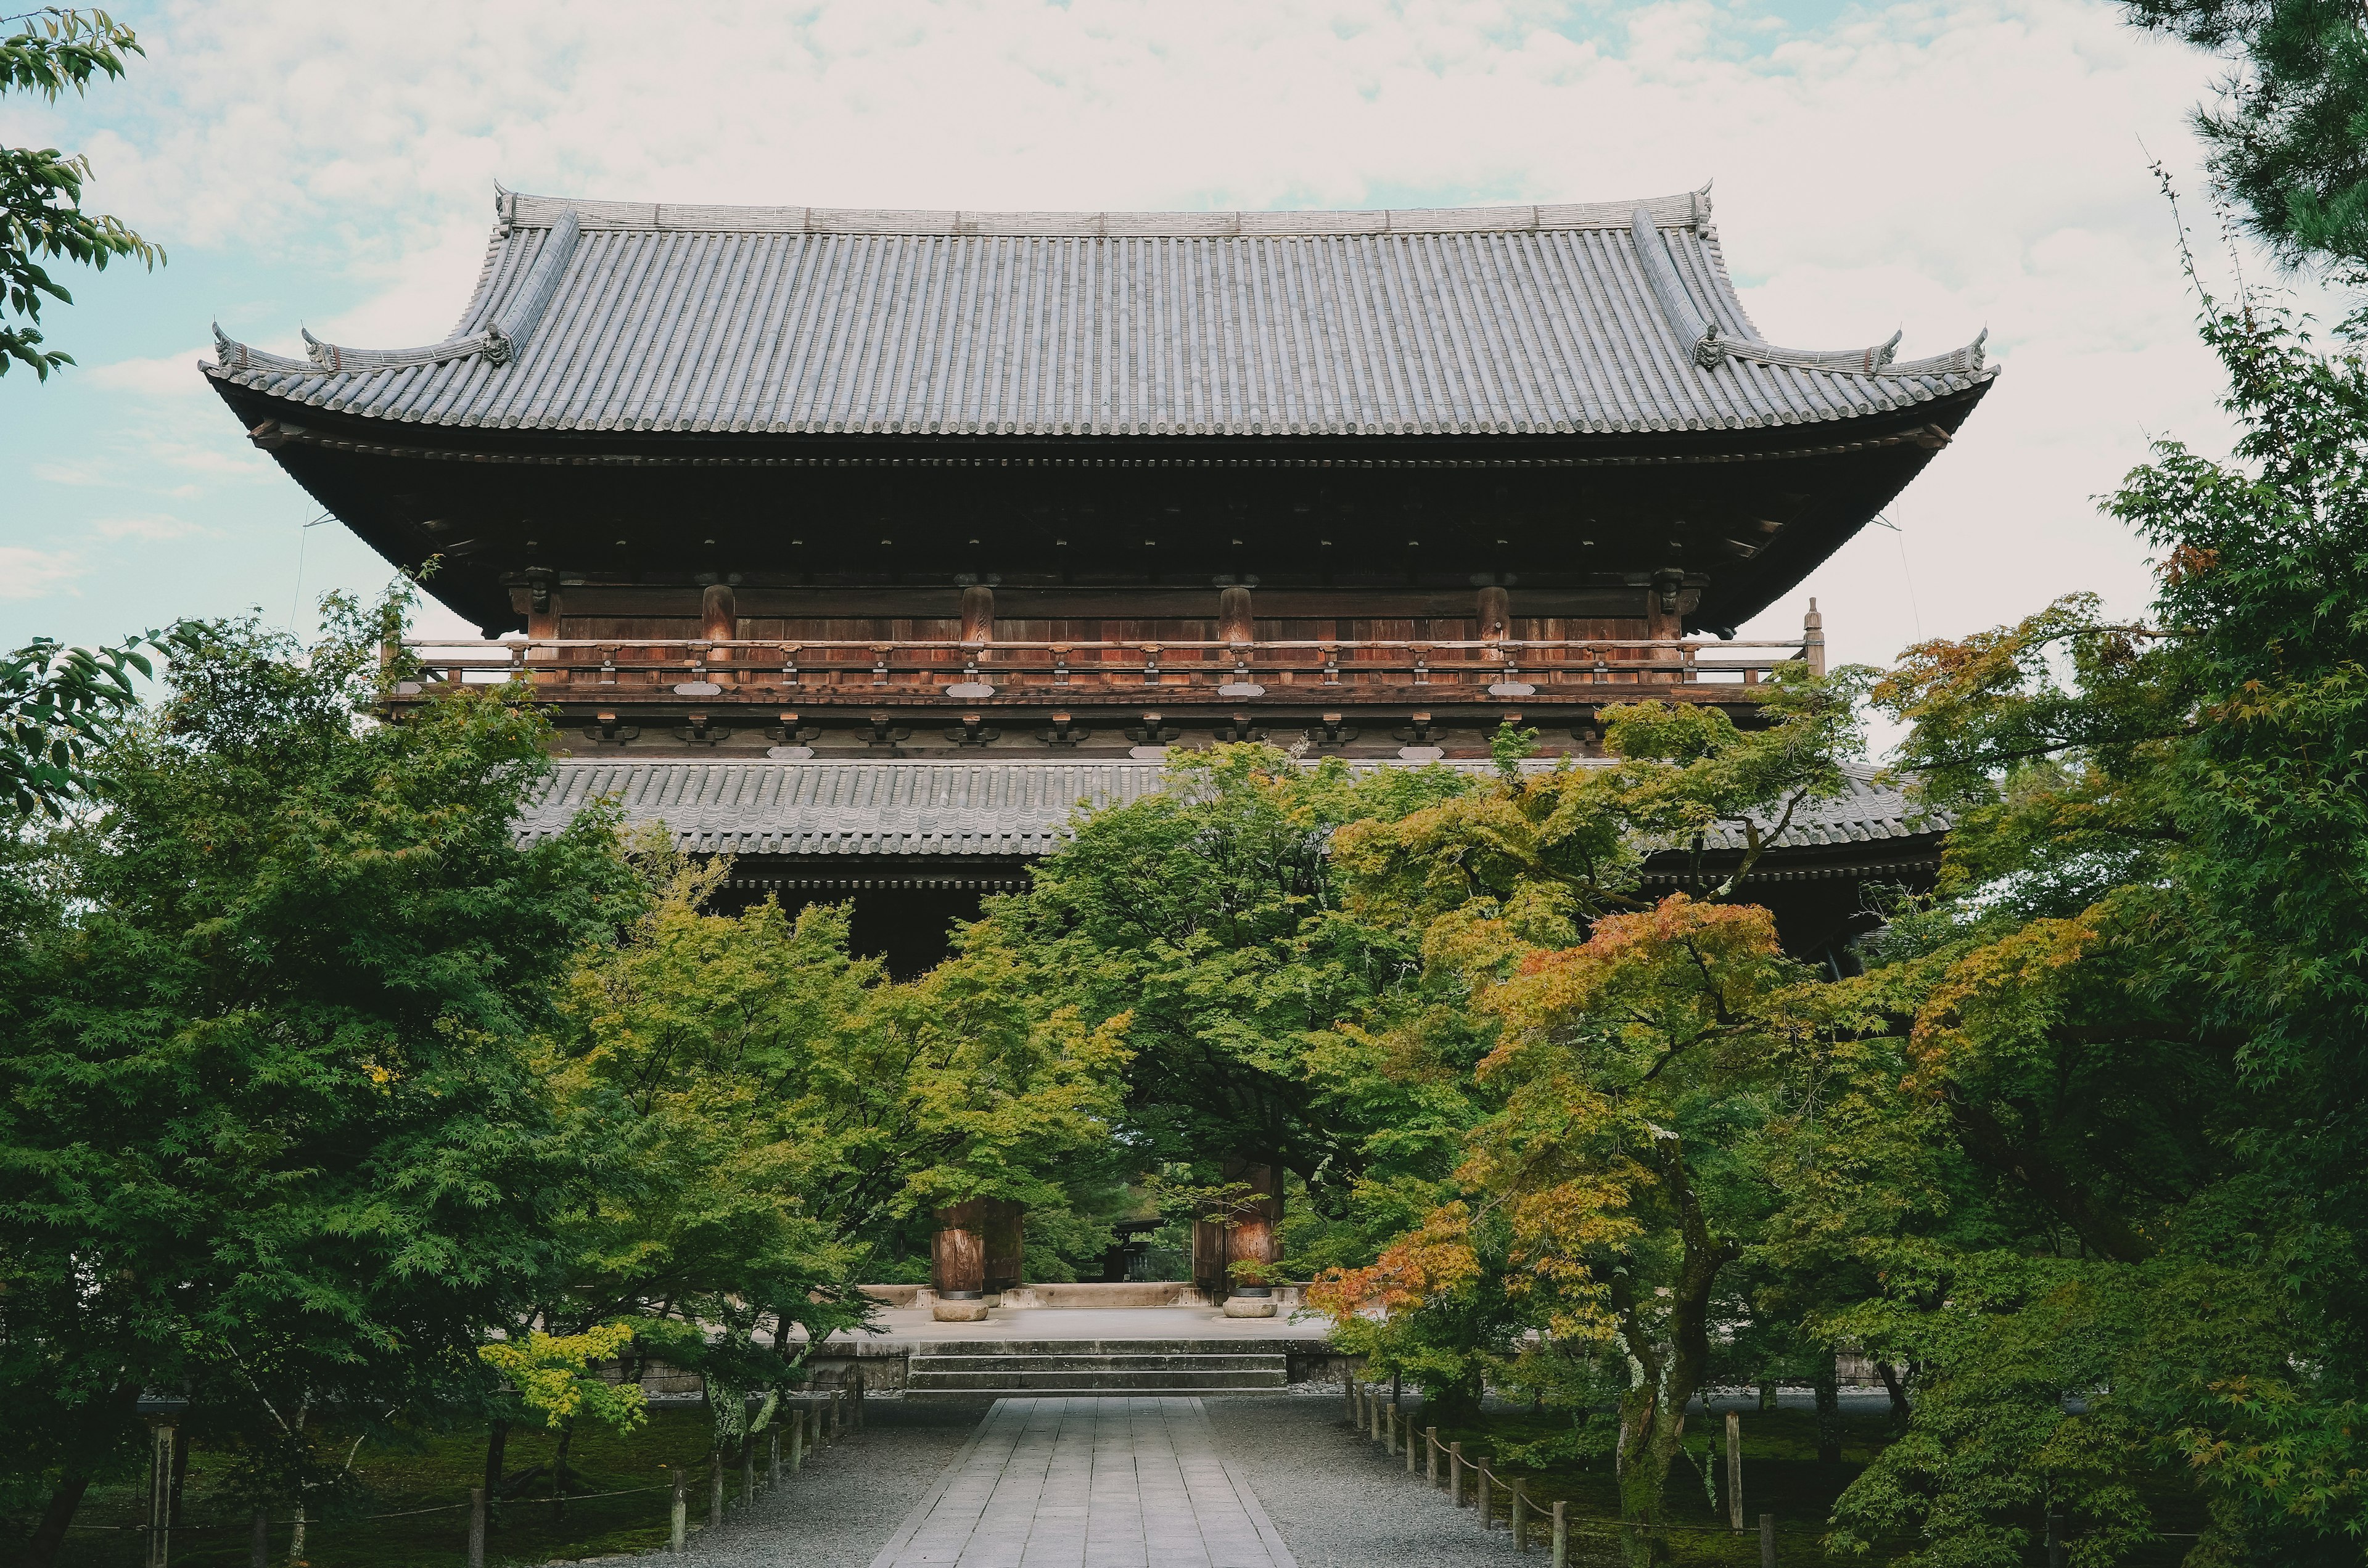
[0,0,2298,682]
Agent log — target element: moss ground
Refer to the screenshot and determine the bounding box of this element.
[60,1406,738,1568]
[1405,1402,2207,1565]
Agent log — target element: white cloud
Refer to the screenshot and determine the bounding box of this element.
[0,548,84,599]
[92,514,209,541]
[83,347,217,398]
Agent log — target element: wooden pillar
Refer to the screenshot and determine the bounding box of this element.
[1191,1210,1228,1298]
[1646,570,1686,641]
[1219,585,1254,645]
[701,583,737,688]
[1221,1154,1281,1287]
[933,1200,988,1294]
[1476,585,1510,639]
[960,584,995,645]
[982,1199,1025,1293]
[1803,596,1826,676]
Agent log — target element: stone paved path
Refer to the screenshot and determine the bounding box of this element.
[867,1396,1297,1568]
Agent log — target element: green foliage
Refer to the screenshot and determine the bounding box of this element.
[0,625,186,815]
[1,8,162,379]
[973,744,1457,1186]
[477,1323,648,1435]
[0,590,638,1556]
[1811,279,2368,1562]
[2125,0,2368,277]
[545,835,1132,1414]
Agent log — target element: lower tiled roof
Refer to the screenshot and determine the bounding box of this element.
[518,757,1943,858]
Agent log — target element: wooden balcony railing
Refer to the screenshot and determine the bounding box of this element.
[391,635,1817,701]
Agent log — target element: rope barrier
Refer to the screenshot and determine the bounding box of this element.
[67,1469,701,1531]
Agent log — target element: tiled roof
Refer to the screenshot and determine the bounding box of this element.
[517,757,1946,858]
[205,187,1994,438]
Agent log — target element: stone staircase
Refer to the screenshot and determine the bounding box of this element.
[905,1339,1291,1398]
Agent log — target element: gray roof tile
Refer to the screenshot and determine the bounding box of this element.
[516,757,1945,858]
[208,188,1993,438]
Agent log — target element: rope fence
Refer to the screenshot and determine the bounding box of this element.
[1342,1373,1801,1566]
[80,1379,867,1567]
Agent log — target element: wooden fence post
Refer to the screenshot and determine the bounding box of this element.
[1426,1427,1440,1486]
[147,1424,175,1568]
[1477,1463,1493,1529]
[1371,1389,1384,1445]
[1727,1410,1743,1532]
[1551,1500,1568,1568]
[1450,1442,1466,1506]
[248,1510,268,1568]
[792,1407,806,1469]
[769,1430,782,1485]
[1760,1511,1777,1567]
[708,1449,723,1529]
[1511,1480,1531,1551]
[1405,1418,1417,1474]
[670,1471,687,1554]
[468,1488,485,1568]
[855,1365,865,1429]
[2045,1511,2066,1568]
[1384,1408,1397,1456]
[1345,1375,1358,1425]
[742,1435,755,1505]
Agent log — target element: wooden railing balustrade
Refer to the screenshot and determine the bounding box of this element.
[392,636,1814,700]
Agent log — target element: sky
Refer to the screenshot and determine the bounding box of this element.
[0,0,2301,687]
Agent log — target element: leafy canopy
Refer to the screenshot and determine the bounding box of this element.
[1,7,162,379]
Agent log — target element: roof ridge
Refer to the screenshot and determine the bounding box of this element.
[493,185,1718,237]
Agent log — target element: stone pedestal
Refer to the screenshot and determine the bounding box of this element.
[1221,1295,1278,1318]
[932,1297,992,1323]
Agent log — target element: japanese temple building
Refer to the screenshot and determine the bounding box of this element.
[207,186,1988,1294]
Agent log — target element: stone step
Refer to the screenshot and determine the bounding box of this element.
[908,1367,1290,1392]
[903,1385,1288,1400]
[913,1339,1307,1358]
[913,1353,1287,1374]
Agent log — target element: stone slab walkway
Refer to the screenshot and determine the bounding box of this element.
[867,1396,1297,1568]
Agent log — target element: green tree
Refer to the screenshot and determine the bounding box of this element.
[1813,268,2368,1562]
[1307,684,1867,1563]
[2,7,162,379]
[2125,0,2368,278]
[976,745,1463,1202]
[543,839,1131,1461]
[0,626,182,816]
[0,593,635,1566]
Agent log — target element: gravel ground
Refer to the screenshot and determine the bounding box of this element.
[664,1397,997,1568]
[1204,1394,1585,1568]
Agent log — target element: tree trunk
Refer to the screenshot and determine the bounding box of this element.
[553,1418,575,1518]
[1608,1135,1735,1567]
[1614,1389,1680,1567]
[1875,1361,1910,1431]
[1814,1352,1842,1466]
[483,1419,509,1521]
[23,1472,93,1568]
[1757,1377,1777,1412]
[286,1503,306,1567]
